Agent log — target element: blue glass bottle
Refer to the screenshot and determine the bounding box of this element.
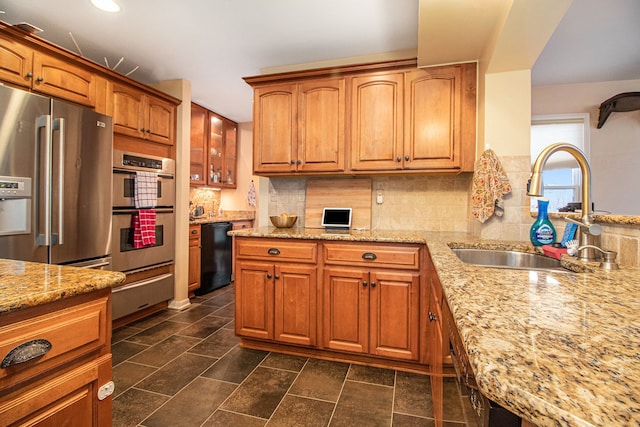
[530,198,556,246]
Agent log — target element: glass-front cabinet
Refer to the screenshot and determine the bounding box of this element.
[190,102,238,189]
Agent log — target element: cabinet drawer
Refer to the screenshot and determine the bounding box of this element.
[236,238,317,263]
[189,224,201,239]
[0,295,109,390]
[323,243,420,269]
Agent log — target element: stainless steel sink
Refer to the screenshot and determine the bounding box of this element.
[451,248,567,272]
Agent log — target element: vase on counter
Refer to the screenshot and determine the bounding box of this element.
[530,198,556,246]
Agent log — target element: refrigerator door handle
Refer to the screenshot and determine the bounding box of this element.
[35,115,52,247]
[53,118,65,245]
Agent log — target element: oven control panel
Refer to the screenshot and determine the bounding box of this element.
[122,154,163,170]
[112,150,175,175]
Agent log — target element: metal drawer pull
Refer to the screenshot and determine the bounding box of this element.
[267,248,280,255]
[2,339,52,368]
[362,252,377,260]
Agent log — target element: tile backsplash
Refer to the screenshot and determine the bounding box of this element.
[267,155,640,267]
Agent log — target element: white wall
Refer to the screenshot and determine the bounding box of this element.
[532,79,640,215]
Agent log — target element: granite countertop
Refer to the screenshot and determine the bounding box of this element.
[230,227,640,427]
[190,212,255,225]
[0,259,126,314]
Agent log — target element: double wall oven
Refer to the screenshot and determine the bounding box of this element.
[111,150,176,320]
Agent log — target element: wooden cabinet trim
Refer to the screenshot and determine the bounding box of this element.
[244,58,418,85]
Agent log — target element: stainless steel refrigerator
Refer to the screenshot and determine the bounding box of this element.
[0,85,113,269]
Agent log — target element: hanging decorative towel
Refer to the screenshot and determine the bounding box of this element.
[247,180,256,207]
[132,209,156,248]
[134,171,158,208]
[471,149,512,223]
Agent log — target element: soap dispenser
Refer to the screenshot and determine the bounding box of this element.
[530,198,556,246]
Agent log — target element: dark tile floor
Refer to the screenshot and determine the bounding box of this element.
[112,283,474,427]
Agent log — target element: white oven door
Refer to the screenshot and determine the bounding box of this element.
[111,208,175,272]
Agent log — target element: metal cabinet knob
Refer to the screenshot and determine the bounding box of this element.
[274,274,280,279]
[397,156,402,162]
[370,281,376,288]
[36,76,44,83]
[428,312,438,322]
[266,273,272,279]
[362,281,368,287]
[26,72,33,78]
[405,155,410,161]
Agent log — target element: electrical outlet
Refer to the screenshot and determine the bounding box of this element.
[376,193,383,204]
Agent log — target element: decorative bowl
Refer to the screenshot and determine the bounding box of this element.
[269,214,298,228]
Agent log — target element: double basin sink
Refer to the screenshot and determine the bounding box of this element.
[451,248,567,272]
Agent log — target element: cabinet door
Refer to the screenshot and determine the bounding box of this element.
[0,356,109,426]
[404,66,461,170]
[146,95,175,145]
[369,270,420,361]
[0,34,33,88]
[274,263,317,346]
[208,113,224,185]
[112,84,145,139]
[350,72,403,171]
[190,103,208,185]
[33,51,96,107]
[223,118,238,187]
[235,260,274,340]
[322,267,369,354]
[188,225,201,294]
[253,83,297,173]
[297,78,345,172]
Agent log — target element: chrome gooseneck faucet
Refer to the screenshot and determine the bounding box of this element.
[527,142,600,262]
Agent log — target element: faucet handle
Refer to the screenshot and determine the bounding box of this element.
[565,217,602,236]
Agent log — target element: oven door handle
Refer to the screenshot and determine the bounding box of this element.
[113,273,174,293]
[112,208,174,215]
[112,168,175,179]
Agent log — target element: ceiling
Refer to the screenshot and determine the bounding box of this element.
[0,0,638,123]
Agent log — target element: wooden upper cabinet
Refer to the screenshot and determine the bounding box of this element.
[0,34,95,107]
[404,66,461,170]
[0,33,34,87]
[112,83,175,145]
[32,51,96,107]
[190,103,208,185]
[245,59,476,176]
[350,72,404,171]
[253,83,297,173]
[253,78,346,174]
[190,103,238,188]
[297,78,345,172]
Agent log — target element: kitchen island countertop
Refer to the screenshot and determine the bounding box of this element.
[0,259,125,314]
[230,227,640,427]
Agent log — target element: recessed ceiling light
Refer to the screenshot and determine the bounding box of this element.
[90,0,120,13]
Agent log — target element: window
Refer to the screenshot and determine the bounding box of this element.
[530,114,590,212]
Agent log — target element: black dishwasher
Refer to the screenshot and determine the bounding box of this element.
[197,222,232,295]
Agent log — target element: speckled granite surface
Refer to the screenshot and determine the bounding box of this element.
[0,259,125,314]
[230,227,640,427]
[190,211,254,225]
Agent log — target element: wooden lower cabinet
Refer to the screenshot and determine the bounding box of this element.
[0,289,113,426]
[235,260,317,346]
[234,237,431,370]
[323,267,420,361]
[188,224,201,296]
